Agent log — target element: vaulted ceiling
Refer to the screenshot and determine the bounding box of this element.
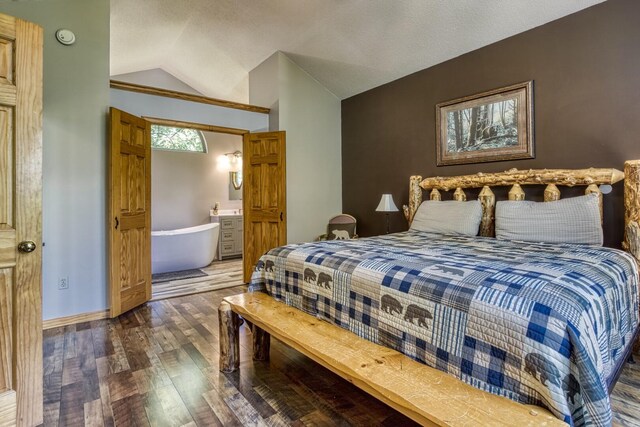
[110,0,604,103]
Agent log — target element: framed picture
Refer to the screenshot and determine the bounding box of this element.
[436,81,534,166]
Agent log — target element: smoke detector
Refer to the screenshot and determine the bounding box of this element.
[55,29,76,46]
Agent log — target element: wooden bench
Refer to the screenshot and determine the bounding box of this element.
[218,292,566,426]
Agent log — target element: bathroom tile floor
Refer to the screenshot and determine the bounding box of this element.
[151,258,243,301]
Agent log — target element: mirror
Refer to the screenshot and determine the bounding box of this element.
[229,171,242,200]
[231,171,242,190]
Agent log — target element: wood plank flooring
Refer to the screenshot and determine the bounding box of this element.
[42,287,640,426]
[151,259,243,301]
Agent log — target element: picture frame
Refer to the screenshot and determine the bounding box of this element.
[436,81,534,166]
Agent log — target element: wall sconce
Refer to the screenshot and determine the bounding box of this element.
[227,150,242,172]
[217,150,243,172]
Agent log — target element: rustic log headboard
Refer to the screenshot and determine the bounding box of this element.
[403,160,640,264]
[624,160,640,262]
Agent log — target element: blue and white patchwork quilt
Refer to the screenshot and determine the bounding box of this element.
[249,231,639,426]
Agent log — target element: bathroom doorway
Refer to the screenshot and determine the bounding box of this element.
[108,102,287,313]
[146,117,246,300]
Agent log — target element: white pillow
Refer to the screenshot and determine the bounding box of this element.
[410,200,482,236]
[495,193,602,245]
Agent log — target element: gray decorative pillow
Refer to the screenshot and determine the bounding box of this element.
[495,193,602,245]
[410,200,482,236]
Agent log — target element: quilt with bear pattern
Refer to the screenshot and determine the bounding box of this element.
[249,231,639,426]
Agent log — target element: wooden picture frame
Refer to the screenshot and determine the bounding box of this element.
[436,81,534,166]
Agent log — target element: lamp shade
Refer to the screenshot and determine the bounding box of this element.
[375,194,399,212]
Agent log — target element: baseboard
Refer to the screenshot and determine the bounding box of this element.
[42,309,110,330]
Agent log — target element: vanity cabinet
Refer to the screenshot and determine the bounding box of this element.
[211,214,243,259]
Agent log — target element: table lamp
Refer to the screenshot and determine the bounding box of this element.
[375,194,399,234]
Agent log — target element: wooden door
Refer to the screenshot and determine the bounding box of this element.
[0,13,43,427]
[242,131,286,283]
[108,108,151,317]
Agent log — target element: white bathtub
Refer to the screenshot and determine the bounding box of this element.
[151,223,220,274]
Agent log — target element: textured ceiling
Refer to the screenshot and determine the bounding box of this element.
[110,0,604,103]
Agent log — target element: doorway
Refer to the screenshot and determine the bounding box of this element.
[109,103,287,317]
[145,117,246,300]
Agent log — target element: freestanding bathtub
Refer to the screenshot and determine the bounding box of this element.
[151,223,220,274]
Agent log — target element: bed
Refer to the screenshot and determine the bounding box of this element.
[221,160,640,427]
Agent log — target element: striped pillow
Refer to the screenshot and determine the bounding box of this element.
[495,193,603,245]
[410,200,482,236]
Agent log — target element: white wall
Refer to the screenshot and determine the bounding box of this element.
[152,132,242,230]
[111,68,269,132]
[249,52,342,243]
[110,90,268,132]
[112,68,202,95]
[248,54,280,131]
[0,0,111,320]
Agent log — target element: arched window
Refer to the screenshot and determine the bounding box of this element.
[150,125,207,152]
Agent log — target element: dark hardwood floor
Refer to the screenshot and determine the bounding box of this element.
[43,286,640,426]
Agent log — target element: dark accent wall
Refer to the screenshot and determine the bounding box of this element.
[342,0,640,247]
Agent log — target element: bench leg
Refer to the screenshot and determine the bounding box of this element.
[244,318,253,330]
[252,325,271,361]
[219,301,240,373]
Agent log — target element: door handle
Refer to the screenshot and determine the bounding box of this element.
[18,241,37,253]
[115,216,119,230]
[280,212,283,222]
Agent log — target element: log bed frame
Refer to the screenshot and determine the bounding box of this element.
[219,160,640,426]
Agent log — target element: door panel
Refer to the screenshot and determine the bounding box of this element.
[0,13,43,427]
[243,131,286,283]
[0,107,12,224]
[0,38,14,86]
[0,266,12,392]
[109,108,151,317]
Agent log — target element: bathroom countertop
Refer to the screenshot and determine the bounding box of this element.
[210,209,242,216]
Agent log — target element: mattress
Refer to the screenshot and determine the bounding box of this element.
[249,231,639,426]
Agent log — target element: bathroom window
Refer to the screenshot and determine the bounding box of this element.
[150,125,207,153]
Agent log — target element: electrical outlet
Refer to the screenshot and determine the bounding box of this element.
[58,277,69,290]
